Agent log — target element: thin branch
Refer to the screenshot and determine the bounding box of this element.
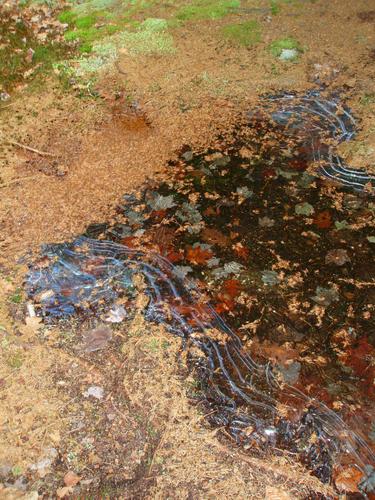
[0,175,39,188]
[8,140,56,157]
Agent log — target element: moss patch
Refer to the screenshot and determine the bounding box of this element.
[221,20,261,46]
[118,17,174,54]
[269,37,302,57]
[176,0,240,21]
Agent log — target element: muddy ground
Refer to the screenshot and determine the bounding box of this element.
[0,0,374,498]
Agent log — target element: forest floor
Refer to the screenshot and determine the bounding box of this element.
[0,0,374,498]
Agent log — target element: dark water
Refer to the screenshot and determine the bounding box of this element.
[26,91,375,495]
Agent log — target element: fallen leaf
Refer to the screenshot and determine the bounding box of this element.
[334,465,362,493]
[82,325,112,352]
[201,227,230,248]
[325,248,351,266]
[295,202,314,216]
[56,486,74,498]
[19,316,42,339]
[64,471,81,487]
[265,486,293,499]
[186,245,213,265]
[259,216,275,227]
[313,210,332,228]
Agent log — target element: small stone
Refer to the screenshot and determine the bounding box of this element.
[83,386,104,400]
[279,48,298,61]
[182,150,193,161]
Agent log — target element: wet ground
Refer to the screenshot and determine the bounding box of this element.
[2,1,375,498]
[26,91,375,495]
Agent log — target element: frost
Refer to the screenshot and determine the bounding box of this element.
[207,257,220,268]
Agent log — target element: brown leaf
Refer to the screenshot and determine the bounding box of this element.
[64,470,81,487]
[57,486,74,498]
[265,486,293,499]
[19,316,42,339]
[334,465,362,493]
[82,325,112,352]
[201,227,230,248]
[325,248,350,266]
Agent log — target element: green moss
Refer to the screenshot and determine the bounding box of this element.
[65,27,100,43]
[176,0,240,21]
[58,10,77,24]
[79,42,93,53]
[75,15,98,29]
[221,20,261,46]
[360,93,375,106]
[117,18,175,55]
[72,0,117,16]
[269,37,302,56]
[9,290,22,304]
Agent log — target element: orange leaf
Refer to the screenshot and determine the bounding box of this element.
[334,465,362,493]
[121,236,137,248]
[150,209,167,221]
[186,246,213,265]
[234,243,249,261]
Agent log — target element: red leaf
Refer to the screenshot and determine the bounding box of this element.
[313,210,332,229]
[121,236,137,248]
[166,250,184,263]
[150,209,167,221]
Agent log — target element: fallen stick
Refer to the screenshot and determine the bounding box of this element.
[8,140,56,157]
[0,175,39,188]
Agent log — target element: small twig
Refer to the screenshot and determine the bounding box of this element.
[0,175,39,188]
[0,102,15,110]
[338,278,375,288]
[8,140,56,157]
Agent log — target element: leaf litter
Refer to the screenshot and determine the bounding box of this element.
[25,90,375,495]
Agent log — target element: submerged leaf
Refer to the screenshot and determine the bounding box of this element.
[312,286,339,306]
[261,270,280,286]
[325,249,351,266]
[295,202,314,216]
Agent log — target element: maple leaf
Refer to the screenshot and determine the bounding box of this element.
[186,245,213,265]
